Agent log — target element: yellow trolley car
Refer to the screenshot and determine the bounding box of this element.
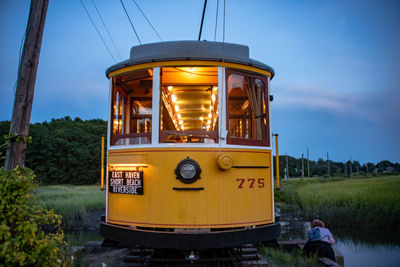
[100,41,280,249]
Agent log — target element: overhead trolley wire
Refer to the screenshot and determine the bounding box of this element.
[198,0,208,40]
[91,0,122,59]
[214,0,219,41]
[131,0,163,41]
[222,0,226,62]
[120,0,142,44]
[79,0,116,62]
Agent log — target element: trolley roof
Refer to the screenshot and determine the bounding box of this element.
[106,41,275,78]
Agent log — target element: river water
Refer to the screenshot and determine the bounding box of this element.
[333,228,400,267]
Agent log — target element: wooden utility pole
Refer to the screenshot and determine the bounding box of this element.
[307,147,310,178]
[349,157,353,178]
[327,152,330,177]
[285,153,289,179]
[301,153,304,178]
[4,0,49,170]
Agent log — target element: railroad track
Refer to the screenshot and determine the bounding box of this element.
[120,244,269,266]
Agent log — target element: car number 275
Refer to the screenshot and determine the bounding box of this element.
[236,178,265,189]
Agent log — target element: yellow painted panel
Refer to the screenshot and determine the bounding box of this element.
[107,148,273,228]
[108,153,147,165]
[108,61,272,78]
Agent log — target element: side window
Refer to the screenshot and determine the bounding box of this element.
[110,69,153,146]
[226,70,269,146]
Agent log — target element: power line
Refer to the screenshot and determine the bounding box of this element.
[222,0,226,63]
[79,0,116,62]
[198,0,208,40]
[214,0,219,41]
[91,0,122,59]
[223,0,226,43]
[120,0,142,44]
[131,0,163,41]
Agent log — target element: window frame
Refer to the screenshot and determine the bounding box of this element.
[109,70,153,146]
[158,66,219,144]
[225,69,270,147]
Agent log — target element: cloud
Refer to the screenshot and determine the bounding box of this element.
[272,82,400,123]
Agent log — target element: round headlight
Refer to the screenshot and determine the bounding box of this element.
[180,163,196,179]
[175,158,201,184]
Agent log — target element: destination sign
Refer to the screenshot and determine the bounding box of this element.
[108,170,143,195]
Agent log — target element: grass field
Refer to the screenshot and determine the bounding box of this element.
[36,185,106,229]
[276,176,400,228]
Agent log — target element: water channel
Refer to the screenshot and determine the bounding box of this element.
[280,215,400,267]
[333,228,400,267]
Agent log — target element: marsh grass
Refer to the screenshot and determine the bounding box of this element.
[36,185,106,229]
[261,246,318,266]
[298,176,400,228]
[277,176,400,228]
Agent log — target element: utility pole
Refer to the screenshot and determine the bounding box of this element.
[307,147,310,178]
[301,153,304,178]
[327,152,330,177]
[4,0,49,170]
[344,161,347,177]
[349,157,353,178]
[286,153,289,179]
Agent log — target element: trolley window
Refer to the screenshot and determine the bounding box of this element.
[110,69,153,146]
[226,69,269,146]
[159,67,218,143]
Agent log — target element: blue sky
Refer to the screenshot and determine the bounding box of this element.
[0,0,399,164]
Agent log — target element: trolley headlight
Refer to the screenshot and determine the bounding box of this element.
[175,158,201,184]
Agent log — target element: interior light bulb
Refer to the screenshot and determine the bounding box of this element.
[211,94,216,102]
[171,94,177,103]
[200,116,204,121]
[208,113,212,118]
[177,114,181,119]
[179,120,183,125]
[175,105,179,112]
[168,86,173,91]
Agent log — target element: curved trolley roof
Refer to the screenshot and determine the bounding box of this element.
[106,40,274,78]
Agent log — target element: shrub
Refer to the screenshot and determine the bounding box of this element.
[0,167,67,266]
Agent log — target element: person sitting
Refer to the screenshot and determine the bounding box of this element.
[303,219,336,262]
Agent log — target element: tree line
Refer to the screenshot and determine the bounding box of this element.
[0,117,398,184]
[0,117,106,184]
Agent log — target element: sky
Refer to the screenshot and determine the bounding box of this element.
[0,0,399,164]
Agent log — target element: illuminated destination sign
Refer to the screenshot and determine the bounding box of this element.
[108,170,143,195]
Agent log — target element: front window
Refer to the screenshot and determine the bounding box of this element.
[159,67,218,143]
[110,69,153,145]
[226,70,269,146]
